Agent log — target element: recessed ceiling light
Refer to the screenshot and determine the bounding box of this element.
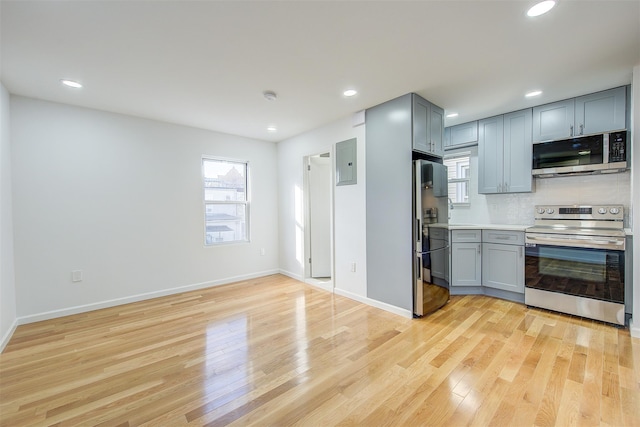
[527,0,556,17]
[446,113,459,118]
[60,79,82,89]
[267,126,277,132]
[343,89,357,97]
[525,90,543,97]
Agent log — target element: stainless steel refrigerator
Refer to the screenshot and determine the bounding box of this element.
[413,159,450,316]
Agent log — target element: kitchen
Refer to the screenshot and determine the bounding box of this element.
[363,85,633,324]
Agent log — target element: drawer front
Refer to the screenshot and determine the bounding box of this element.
[428,227,448,240]
[482,230,525,245]
[451,229,482,243]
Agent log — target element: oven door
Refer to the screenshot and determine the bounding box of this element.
[524,232,626,324]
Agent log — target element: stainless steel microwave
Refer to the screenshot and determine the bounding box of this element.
[532,131,627,177]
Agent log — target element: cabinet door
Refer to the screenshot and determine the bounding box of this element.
[412,95,430,154]
[451,243,482,287]
[502,109,532,193]
[478,115,504,194]
[429,103,445,157]
[482,243,524,293]
[532,99,574,142]
[575,87,626,135]
[445,121,478,150]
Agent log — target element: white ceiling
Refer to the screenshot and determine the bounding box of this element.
[2,1,639,143]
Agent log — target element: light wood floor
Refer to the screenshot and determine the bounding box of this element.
[1,274,639,426]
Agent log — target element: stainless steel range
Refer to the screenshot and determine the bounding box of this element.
[525,205,626,325]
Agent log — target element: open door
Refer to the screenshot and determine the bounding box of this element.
[307,153,332,279]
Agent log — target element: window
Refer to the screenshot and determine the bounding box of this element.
[202,158,249,245]
[444,153,470,205]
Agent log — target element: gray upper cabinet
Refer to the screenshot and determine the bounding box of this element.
[412,94,444,157]
[478,109,532,194]
[532,99,574,142]
[575,87,626,135]
[429,103,444,157]
[444,121,478,150]
[503,109,533,193]
[478,115,503,194]
[533,86,626,142]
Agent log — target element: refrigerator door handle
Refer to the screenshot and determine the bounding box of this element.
[414,254,423,316]
[418,244,450,255]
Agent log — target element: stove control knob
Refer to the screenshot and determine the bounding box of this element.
[537,208,545,214]
[598,207,608,214]
[546,208,555,214]
[610,207,620,215]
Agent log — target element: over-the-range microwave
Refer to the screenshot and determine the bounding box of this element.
[532,131,628,178]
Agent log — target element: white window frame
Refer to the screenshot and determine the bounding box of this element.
[202,156,250,246]
[444,152,471,206]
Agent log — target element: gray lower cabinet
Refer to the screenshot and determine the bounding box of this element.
[451,243,482,286]
[481,230,524,293]
[450,230,481,287]
[532,86,627,142]
[478,109,532,194]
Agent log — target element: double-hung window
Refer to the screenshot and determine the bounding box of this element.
[444,153,470,205]
[202,157,249,245]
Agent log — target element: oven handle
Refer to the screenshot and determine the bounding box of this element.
[526,234,625,250]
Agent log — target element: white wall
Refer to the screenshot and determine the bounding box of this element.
[277,115,367,299]
[11,96,279,321]
[0,83,17,351]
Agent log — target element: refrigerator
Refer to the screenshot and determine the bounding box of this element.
[413,159,450,316]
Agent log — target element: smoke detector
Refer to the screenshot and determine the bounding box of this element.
[263,91,277,101]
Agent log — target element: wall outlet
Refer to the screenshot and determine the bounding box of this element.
[72,270,83,282]
[351,262,356,272]
[260,248,266,256]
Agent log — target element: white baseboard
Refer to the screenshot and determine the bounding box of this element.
[278,269,303,282]
[304,279,333,293]
[630,317,640,338]
[0,319,18,353]
[16,269,280,326]
[334,287,413,319]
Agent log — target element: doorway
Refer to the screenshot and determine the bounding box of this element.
[304,152,333,290]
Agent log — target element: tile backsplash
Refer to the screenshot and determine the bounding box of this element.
[449,149,632,227]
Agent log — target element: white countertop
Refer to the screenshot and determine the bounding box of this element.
[448,223,530,232]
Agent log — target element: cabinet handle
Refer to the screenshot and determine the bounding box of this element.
[570,124,574,136]
[477,244,481,254]
[579,124,584,135]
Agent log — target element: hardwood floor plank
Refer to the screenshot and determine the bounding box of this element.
[1,275,639,426]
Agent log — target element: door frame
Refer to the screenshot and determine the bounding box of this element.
[302,149,335,291]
